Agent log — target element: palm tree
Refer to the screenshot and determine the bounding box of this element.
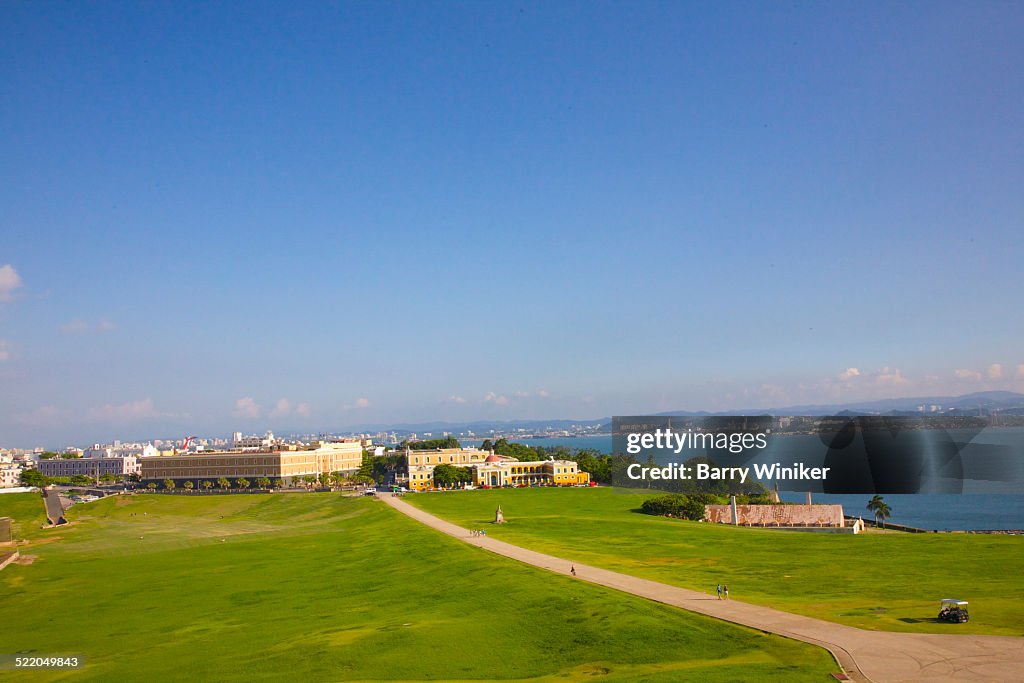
[163,478,176,492]
[183,480,194,492]
[146,482,157,492]
[236,477,250,490]
[866,495,892,529]
[256,477,270,490]
[202,480,213,493]
[217,477,230,491]
[272,478,283,489]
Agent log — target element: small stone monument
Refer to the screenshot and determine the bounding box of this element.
[494,505,505,524]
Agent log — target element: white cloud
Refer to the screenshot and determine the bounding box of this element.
[0,339,9,362]
[295,402,311,417]
[444,395,467,404]
[97,319,116,332]
[13,405,62,426]
[233,396,261,418]
[954,368,982,381]
[270,398,291,417]
[1018,364,1024,380]
[355,397,370,408]
[987,363,1003,380]
[88,398,165,421]
[0,265,23,301]
[875,367,908,385]
[484,391,509,406]
[537,389,550,398]
[838,367,860,381]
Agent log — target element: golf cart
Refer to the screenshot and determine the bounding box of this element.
[938,599,969,623]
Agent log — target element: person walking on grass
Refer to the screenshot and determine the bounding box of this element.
[716,584,722,599]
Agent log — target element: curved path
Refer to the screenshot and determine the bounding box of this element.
[379,494,1023,682]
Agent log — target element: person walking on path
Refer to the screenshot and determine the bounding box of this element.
[723,585,729,600]
[571,565,576,576]
[716,584,722,599]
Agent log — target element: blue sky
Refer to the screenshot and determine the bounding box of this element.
[2,1,1023,446]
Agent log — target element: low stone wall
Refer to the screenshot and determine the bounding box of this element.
[705,504,845,527]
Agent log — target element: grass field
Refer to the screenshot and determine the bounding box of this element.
[405,487,1024,636]
[0,491,834,682]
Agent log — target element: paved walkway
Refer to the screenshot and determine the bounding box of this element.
[379,494,1024,682]
[41,488,66,525]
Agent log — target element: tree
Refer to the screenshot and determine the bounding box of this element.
[256,477,271,490]
[202,480,213,493]
[147,482,157,491]
[99,473,116,484]
[302,475,317,489]
[20,468,50,488]
[492,438,542,461]
[163,479,176,492]
[640,493,728,520]
[480,439,493,452]
[60,452,82,459]
[183,480,194,492]
[272,478,283,489]
[217,477,230,491]
[357,452,374,480]
[317,472,331,488]
[69,474,93,486]
[403,437,460,450]
[432,464,473,488]
[867,495,892,529]
[236,477,250,490]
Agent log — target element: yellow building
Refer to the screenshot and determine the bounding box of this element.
[405,448,590,490]
[140,440,363,484]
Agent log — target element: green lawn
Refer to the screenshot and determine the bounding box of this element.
[0,492,834,682]
[405,487,1024,636]
[0,491,49,540]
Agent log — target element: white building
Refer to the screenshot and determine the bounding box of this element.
[232,431,277,450]
[84,443,158,459]
[0,463,23,488]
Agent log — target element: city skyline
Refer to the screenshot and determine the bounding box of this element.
[3,2,1023,445]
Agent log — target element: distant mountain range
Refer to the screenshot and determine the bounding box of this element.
[653,391,1024,418]
[340,392,1024,436]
